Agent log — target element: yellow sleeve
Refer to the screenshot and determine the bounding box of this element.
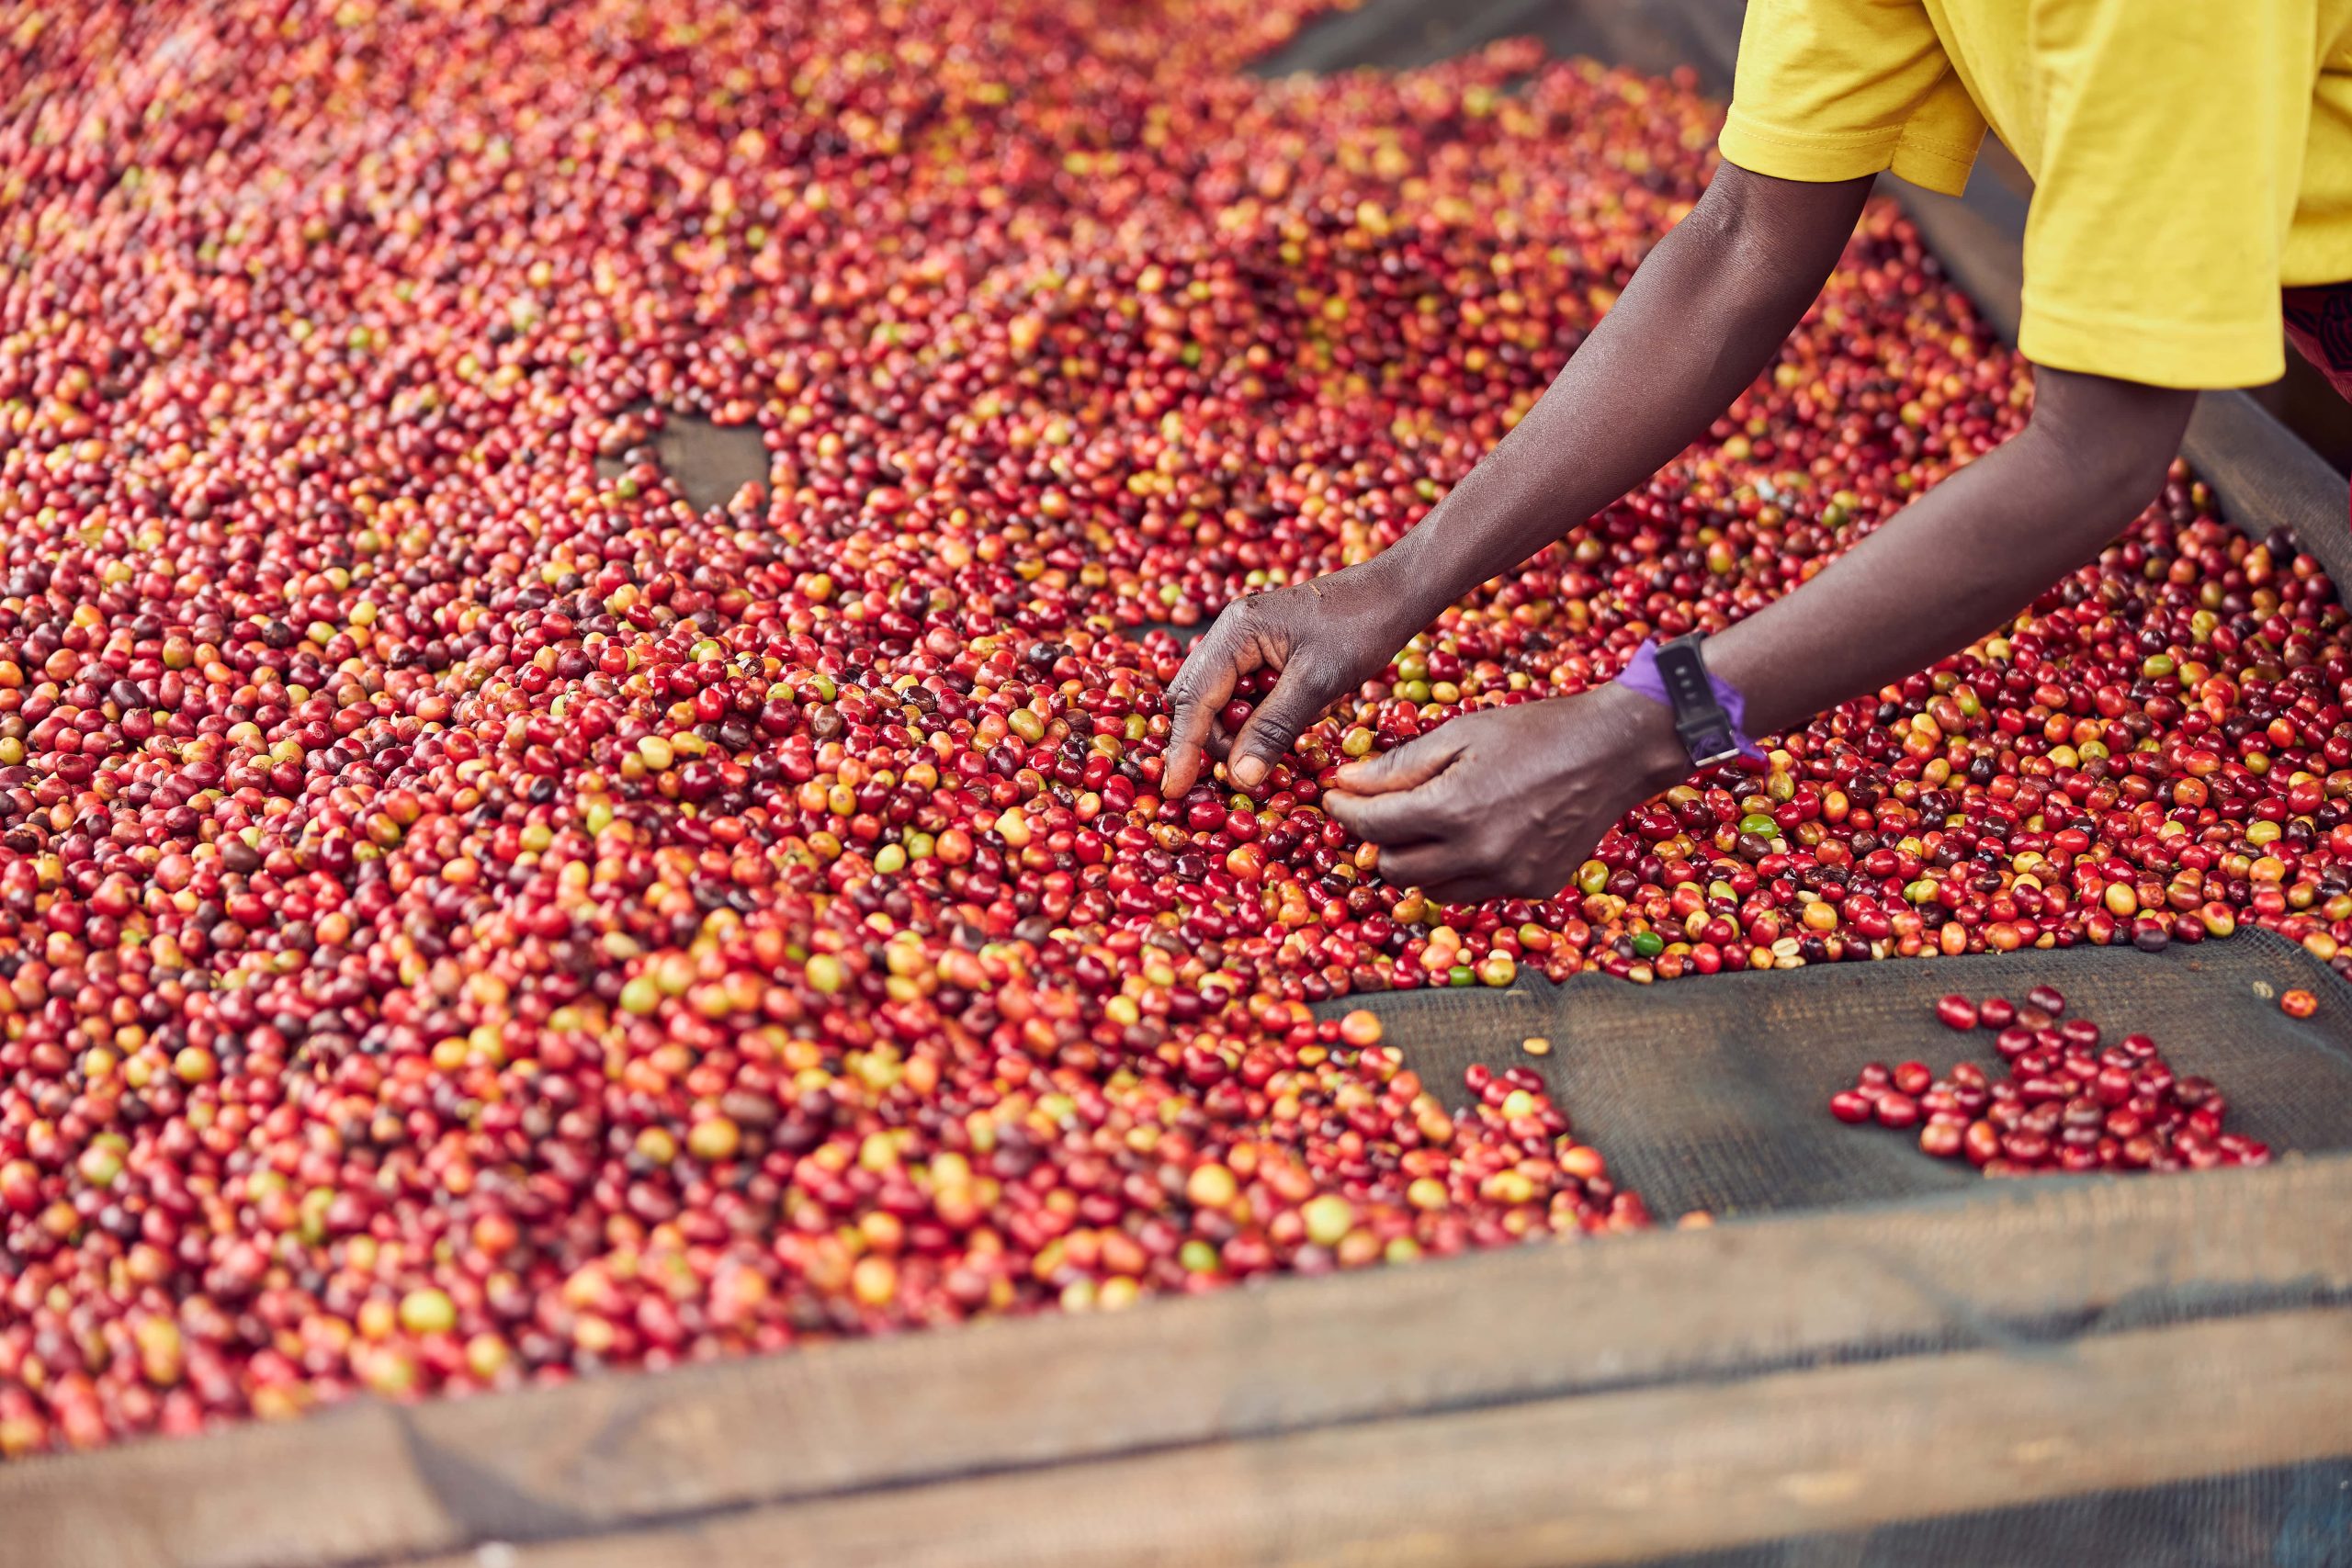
[1720,0,1988,197]
[2017,4,2309,389]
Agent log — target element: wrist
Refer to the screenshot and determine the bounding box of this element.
[1368,525,1470,627]
[1586,678,1693,795]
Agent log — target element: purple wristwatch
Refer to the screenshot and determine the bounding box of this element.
[1618,635,1764,768]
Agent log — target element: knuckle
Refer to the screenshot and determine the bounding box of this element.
[1186,613,1234,653]
[1169,661,1224,711]
[1231,599,1287,652]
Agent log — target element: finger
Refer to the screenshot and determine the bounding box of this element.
[1420,875,1517,908]
[1424,862,1561,906]
[1227,661,1335,792]
[1331,728,1466,795]
[1161,623,1250,797]
[1324,782,1446,845]
[1373,840,1487,892]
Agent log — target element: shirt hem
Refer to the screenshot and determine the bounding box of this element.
[2019,295,2284,389]
[1720,110,1978,197]
[1886,136,1977,198]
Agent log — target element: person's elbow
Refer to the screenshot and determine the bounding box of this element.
[2024,365,2198,522]
[1679,162,1875,304]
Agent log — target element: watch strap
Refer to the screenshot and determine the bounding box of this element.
[1617,635,1764,769]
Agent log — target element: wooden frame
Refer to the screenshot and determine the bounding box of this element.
[396,1314,2352,1568]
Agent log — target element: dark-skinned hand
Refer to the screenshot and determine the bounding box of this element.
[1160,558,1427,798]
[1322,684,1690,905]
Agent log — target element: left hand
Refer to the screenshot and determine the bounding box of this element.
[1323,682,1690,905]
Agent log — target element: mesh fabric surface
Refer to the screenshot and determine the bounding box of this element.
[1652,1461,2352,1568]
[1317,930,2352,1222]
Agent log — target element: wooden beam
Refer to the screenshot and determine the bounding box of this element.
[401,1308,2352,1568]
[0,1404,458,1568]
[2182,391,2352,588]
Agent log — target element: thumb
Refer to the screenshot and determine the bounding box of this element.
[1330,728,1463,795]
[1227,663,1335,791]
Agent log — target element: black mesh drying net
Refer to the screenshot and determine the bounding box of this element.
[1655,1464,2352,1568]
[1317,931,2352,1222]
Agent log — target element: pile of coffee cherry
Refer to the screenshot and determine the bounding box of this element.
[1831,986,2267,1175]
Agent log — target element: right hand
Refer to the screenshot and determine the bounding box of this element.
[1160,559,1426,798]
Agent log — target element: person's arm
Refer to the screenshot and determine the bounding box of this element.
[1322,366,2195,904]
[1363,164,1881,638]
[1703,367,2192,733]
[1160,164,1875,797]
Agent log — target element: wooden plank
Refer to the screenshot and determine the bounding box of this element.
[401,1308,2352,1568]
[0,1404,461,1568]
[9,1156,2352,1568]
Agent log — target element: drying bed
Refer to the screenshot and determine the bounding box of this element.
[2,0,2351,1562]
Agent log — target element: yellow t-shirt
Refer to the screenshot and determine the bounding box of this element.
[1720,0,2352,389]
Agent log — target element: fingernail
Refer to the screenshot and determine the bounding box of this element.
[1232,756,1265,787]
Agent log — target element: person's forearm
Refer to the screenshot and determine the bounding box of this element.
[1375,165,1873,622]
[1703,370,2196,739]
